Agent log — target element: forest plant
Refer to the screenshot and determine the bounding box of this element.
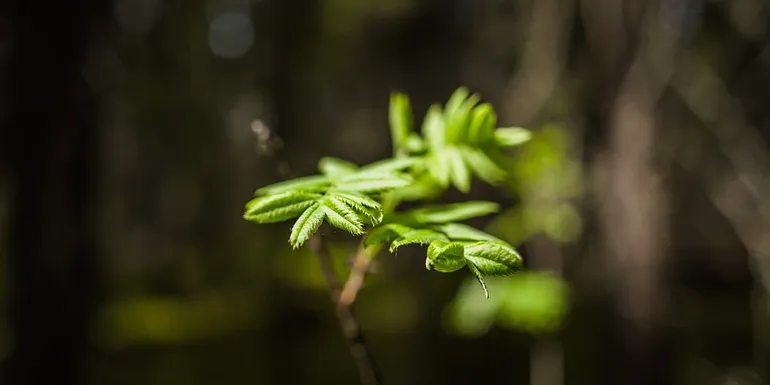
[243,87,530,385]
[244,87,530,298]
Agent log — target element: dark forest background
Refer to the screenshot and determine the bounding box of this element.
[1,0,770,384]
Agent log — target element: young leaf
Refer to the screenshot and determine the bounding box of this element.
[466,262,490,299]
[444,87,470,118]
[404,134,427,154]
[358,157,422,174]
[389,229,449,253]
[364,223,416,246]
[425,241,467,273]
[445,93,480,143]
[427,151,452,188]
[389,92,413,152]
[406,201,501,224]
[422,104,446,152]
[289,203,326,249]
[495,127,532,147]
[321,196,366,235]
[335,172,412,193]
[459,146,507,184]
[244,197,318,223]
[256,175,330,195]
[435,223,503,242]
[463,241,522,276]
[466,103,496,146]
[319,157,358,178]
[447,147,471,193]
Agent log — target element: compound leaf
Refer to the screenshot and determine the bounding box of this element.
[289,203,326,249]
[320,196,365,235]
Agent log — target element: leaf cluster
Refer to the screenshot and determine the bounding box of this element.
[364,201,522,298]
[244,87,531,297]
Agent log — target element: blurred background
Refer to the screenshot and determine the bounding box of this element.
[1,0,770,384]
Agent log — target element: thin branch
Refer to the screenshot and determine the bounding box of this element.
[308,234,383,385]
[338,244,380,308]
[252,121,382,385]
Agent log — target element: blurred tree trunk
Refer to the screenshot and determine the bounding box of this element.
[588,0,678,384]
[1,1,108,384]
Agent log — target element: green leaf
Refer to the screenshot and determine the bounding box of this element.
[427,151,452,187]
[435,223,502,242]
[406,201,501,224]
[389,92,414,151]
[328,190,384,226]
[463,241,522,276]
[358,157,422,174]
[445,91,480,143]
[459,146,507,184]
[426,241,467,273]
[389,229,448,252]
[422,104,446,152]
[244,199,318,224]
[289,203,326,249]
[447,147,471,193]
[256,175,331,195]
[466,104,496,146]
[466,262,490,299]
[320,196,365,235]
[335,172,412,193]
[444,87,470,119]
[319,157,358,178]
[495,127,532,147]
[364,223,416,246]
[404,134,427,154]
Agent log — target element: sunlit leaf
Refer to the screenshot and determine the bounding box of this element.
[427,151,451,187]
[435,223,502,242]
[495,127,532,147]
[447,147,471,193]
[389,92,414,152]
[321,196,365,235]
[256,175,330,195]
[422,104,446,152]
[319,157,358,178]
[359,157,422,174]
[289,203,326,249]
[466,103,496,146]
[336,172,412,193]
[459,146,507,184]
[406,201,500,224]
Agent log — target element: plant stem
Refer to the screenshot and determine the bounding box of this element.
[338,193,399,307]
[308,234,383,385]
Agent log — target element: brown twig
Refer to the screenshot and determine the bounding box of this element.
[253,120,382,385]
[308,235,383,385]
